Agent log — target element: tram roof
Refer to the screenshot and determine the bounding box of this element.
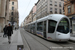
[25,14,68,25]
[36,14,67,22]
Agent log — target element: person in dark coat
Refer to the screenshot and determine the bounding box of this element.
[7,23,13,44]
[3,25,7,37]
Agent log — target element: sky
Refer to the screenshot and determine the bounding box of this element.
[18,0,38,26]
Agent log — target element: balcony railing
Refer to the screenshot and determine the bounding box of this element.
[70,0,75,1]
[70,0,75,3]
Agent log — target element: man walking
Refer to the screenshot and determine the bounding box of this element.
[7,23,13,44]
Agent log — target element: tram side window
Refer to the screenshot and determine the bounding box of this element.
[32,24,34,28]
[28,25,29,29]
[48,20,57,33]
[30,24,32,30]
[32,24,35,29]
[37,22,43,32]
[31,24,35,30]
[27,25,28,29]
[28,25,30,30]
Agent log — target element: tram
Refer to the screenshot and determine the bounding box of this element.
[24,14,70,41]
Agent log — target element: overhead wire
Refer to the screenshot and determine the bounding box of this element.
[21,0,31,25]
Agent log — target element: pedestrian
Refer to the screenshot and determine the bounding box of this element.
[3,25,7,37]
[15,27,16,30]
[7,23,13,44]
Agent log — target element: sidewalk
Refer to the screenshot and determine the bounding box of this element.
[0,29,23,50]
[70,34,75,42]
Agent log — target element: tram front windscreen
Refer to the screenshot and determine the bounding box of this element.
[57,18,69,34]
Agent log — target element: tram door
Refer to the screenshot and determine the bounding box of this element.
[44,21,46,38]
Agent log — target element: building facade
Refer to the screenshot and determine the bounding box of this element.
[0,0,10,32]
[9,0,19,29]
[25,9,33,24]
[24,4,37,25]
[23,0,64,26]
[25,16,29,24]
[5,0,10,25]
[32,4,37,22]
[36,0,64,20]
[64,0,75,33]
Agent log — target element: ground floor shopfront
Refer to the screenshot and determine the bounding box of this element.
[69,15,75,34]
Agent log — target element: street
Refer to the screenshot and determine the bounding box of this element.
[20,28,75,50]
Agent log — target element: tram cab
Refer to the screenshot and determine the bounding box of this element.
[46,14,70,41]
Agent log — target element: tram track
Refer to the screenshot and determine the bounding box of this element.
[25,31,74,50]
[21,30,31,50]
[48,40,74,50]
[24,30,51,50]
[21,28,74,50]
[21,29,51,50]
[51,42,73,50]
[68,40,75,44]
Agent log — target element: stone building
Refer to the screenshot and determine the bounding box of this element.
[32,4,37,22]
[23,0,64,25]
[36,0,64,20]
[64,0,75,33]
[0,0,10,32]
[9,0,19,28]
[25,9,33,24]
[24,4,37,25]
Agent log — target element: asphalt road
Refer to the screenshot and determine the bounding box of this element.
[20,28,75,50]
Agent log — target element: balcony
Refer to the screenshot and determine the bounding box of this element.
[70,0,75,3]
[70,0,75,1]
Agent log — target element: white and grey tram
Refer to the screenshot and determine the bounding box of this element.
[24,14,70,41]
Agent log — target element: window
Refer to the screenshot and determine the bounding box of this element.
[55,8,57,13]
[59,2,61,7]
[48,20,57,33]
[12,7,14,10]
[57,18,69,34]
[30,24,32,30]
[50,0,52,5]
[5,13,7,16]
[63,6,64,12]
[37,22,43,32]
[12,2,14,5]
[55,1,57,6]
[11,12,13,15]
[73,25,75,31]
[68,5,71,13]
[59,9,62,14]
[61,0,64,1]
[50,8,53,13]
[50,0,52,1]
[32,23,35,30]
[43,0,45,1]
[70,18,72,27]
[0,0,1,12]
[67,0,69,1]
